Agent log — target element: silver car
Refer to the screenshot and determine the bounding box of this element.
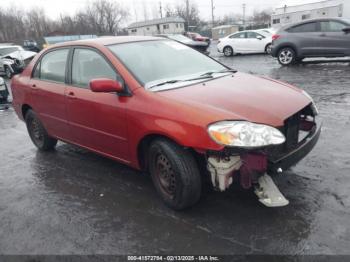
[271,18,350,65]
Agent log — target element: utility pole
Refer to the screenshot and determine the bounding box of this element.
[186,0,190,31]
[242,3,246,30]
[211,0,215,28]
[159,1,163,18]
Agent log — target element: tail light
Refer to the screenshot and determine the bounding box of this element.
[272,34,281,41]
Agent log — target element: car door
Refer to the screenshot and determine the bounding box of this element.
[227,32,247,53]
[318,20,350,56]
[29,48,71,140]
[66,47,129,162]
[246,32,266,53]
[287,22,320,56]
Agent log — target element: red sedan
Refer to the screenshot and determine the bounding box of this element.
[11,36,321,210]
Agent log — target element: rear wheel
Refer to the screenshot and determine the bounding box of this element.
[148,138,202,210]
[223,46,233,57]
[25,109,57,151]
[277,47,297,66]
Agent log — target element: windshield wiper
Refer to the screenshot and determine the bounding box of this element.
[148,75,214,89]
[200,69,237,77]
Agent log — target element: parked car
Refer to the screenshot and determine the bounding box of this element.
[0,45,37,78]
[271,18,350,66]
[217,30,273,56]
[157,34,209,54]
[0,77,9,104]
[23,40,41,52]
[11,36,321,210]
[186,32,211,44]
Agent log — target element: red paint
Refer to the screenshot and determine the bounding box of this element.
[11,36,311,170]
[90,78,123,93]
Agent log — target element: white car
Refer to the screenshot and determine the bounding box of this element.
[217,30,273,57]
[0,45,37,78]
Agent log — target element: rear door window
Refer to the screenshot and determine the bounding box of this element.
[320,21,347,32]
[230,32,246,39]
[36,49,69,83]
[71,48,122,88]
[288,22,317,33]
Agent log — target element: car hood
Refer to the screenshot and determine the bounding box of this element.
[156,72,311,127]
[2,50,37,60]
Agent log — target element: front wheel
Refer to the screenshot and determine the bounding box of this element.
[5,66,12,79]
[148,138,202,210]
[277,47,297,66]
[25,109,58,151]
[265,44,272,54]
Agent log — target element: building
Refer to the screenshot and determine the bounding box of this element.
[211,25,239,40]
[127,17,185,36]
[271,0,350,28]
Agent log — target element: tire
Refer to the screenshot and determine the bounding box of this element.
[265,44,272,54]
[25,109,57,151]
[277,47,297,66]
[148,138,202,210]
[5,66,12,79]
[223,46,233,57]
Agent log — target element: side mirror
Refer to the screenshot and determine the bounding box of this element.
[90,78,124,93]
[342,27,350,34]
[256,35,263,40]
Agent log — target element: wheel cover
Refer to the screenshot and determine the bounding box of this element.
[279,49,293,64]
[155,153,176,198]
[224,47,232,56]
[29,118,44,146]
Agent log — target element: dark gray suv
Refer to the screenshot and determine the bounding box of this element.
[271,18,350,66]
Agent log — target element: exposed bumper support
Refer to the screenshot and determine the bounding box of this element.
[254,174,289,207]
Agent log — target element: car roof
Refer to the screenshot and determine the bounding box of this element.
[280,17,349,31]
[48,36,163,49]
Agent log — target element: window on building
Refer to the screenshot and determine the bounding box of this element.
[320,20,347,32]
[288,22,317,33]
[180,23,183,28]
[272,18,280,24]
[302,14,311,20]
[131,29,137,33]
[163,24,169,29]
[176,24,179,28]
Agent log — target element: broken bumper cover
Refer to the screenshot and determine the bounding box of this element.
[268,120,322,174]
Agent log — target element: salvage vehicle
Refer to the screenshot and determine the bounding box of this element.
[157,34,209,54]
[271,18,350,66]
[0,77,9,103]
[217,30,273,56]
[186,32,211,45]
[11,36,321,210]
[0,45,37,78]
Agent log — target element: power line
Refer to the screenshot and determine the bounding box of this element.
[211,0,215,27]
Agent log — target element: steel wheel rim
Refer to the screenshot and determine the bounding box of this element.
[29,118,44,146]
[224,47,232,56]
[155,153,176,198]
[279,50,293,64]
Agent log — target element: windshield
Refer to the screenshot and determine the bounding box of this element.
[0,46,22,56]
[167,35,192,43]
[109,40,226,88]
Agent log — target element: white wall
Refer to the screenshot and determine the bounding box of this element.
[128,22,185,36]
[271,0,349,28]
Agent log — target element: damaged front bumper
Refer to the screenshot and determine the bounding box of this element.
[205,114,322,207]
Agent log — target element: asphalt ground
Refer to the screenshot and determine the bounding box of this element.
[0,44,349,257]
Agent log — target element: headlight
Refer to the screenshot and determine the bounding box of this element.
[208,121,285,148]
[302,90,319,115]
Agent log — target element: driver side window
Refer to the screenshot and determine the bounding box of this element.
[71,48,123,88]
[230,32,246,39]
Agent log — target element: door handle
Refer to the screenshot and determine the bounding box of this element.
[66,91,77,99]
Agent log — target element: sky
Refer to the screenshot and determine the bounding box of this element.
[0,0,322,23]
